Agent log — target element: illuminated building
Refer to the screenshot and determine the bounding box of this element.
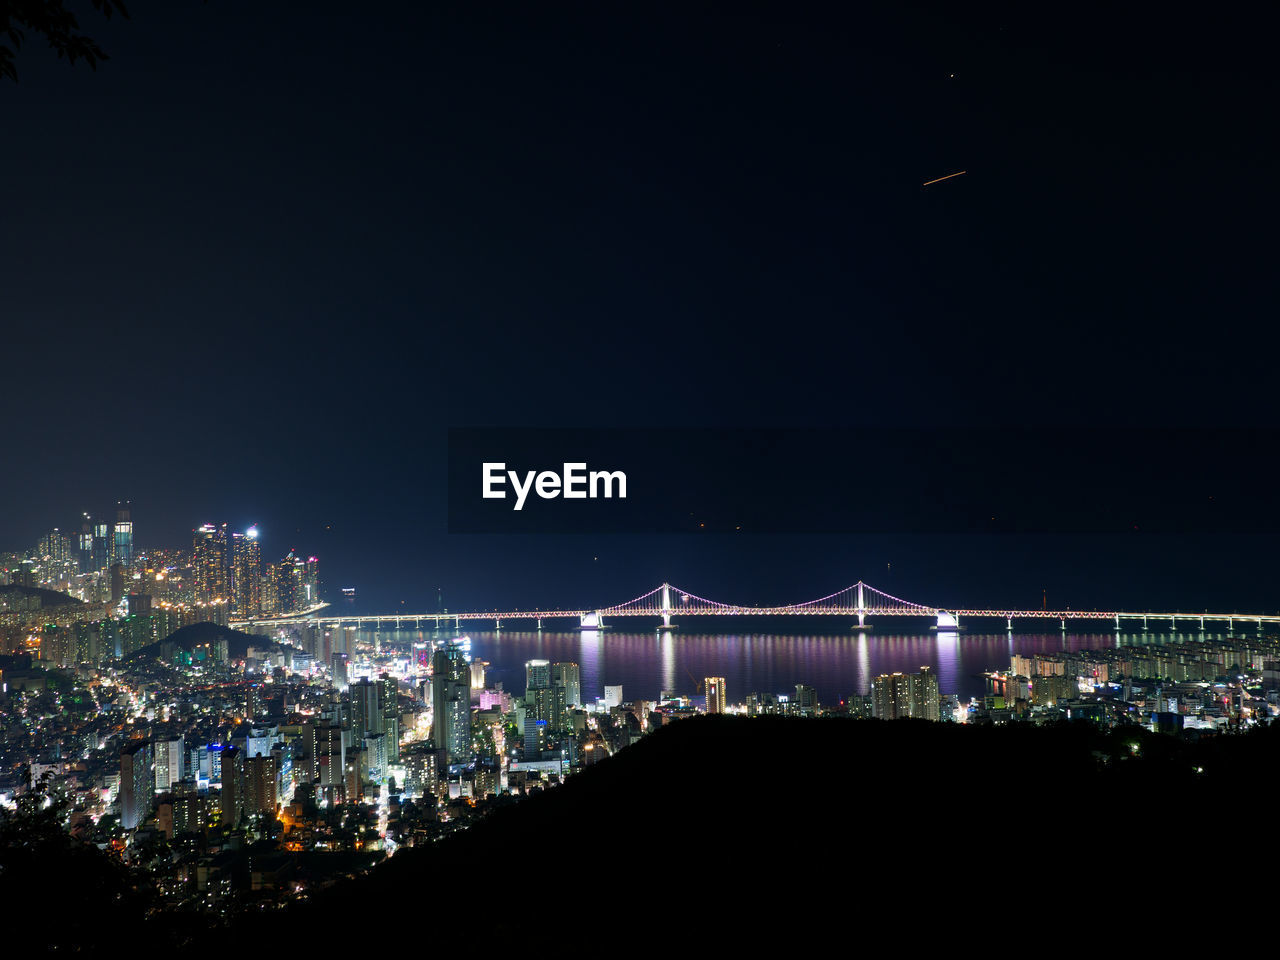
[244,754,278,817]
[36,528,73,565]
[401,743,439,797]
[705,677,726,714]
[552,662,581,707]
[794,683,818,717]
[78,514,93,572]
[526,658,568,731]
[192,523,228,601]
[873,667,940,721]
[113,501,133,566]
[92,520,110,572]
[330,653,349,691]
[231,526,262,617]
[363,733,388,784]
[432,641,472,764]
[349,679,385,739]
[220,745,243,827]
[315,723,345,798]
[378,674,401,762]
[526,659,551,690]
[154,737,184,793]
[120,740,153,830]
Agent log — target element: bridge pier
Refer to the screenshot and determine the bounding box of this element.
[1007,616,1012,632]
[1060,618,1066,631]
[1171,615,1176,633]
[1114,614,1120,631]
[537,618,542,630]
[495,618,501,631]
[1142,615,1148,632]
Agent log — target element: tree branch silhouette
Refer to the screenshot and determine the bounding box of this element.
[0,0,130,83]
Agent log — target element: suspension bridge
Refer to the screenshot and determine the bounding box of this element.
[230,581,1280,635]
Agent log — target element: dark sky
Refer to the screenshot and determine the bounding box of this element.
[2,3,1278,613]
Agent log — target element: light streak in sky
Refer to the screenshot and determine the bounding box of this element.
[922,170,967,186]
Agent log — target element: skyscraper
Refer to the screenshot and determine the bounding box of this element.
[192,523,228,602]
[92,519,110,572]
[909,666,940,721]
[873,668,940,721]
[526,659,551,690]
[243,754,277,818]
[552,662,581,708]
[154,737,184,793]
[220,745,243,828]
[705,677,727,714]
[349,679,385,739]
[432,641,472,764]
[78,514,94,573]
[231,527,262,617]
[120,740,153,830]
[113,501,133,565]
[794,684,818,717]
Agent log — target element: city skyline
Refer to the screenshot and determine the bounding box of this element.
[2,1,1278,949]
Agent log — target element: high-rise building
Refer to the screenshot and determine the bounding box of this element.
[873,668,940,721]
[432,641,472,764]
[113,501,133,566]
[552,662,581,708]
[120,740,153,830]
[243,754,277,817]
[349,679,385,739]
[315,723,345,795]
[220,745,243,828]
[109,563,126,604]
[91,520,111,572]
[526,658,570,731]
[154,737,184,793]
[526,659,551,690]
[231,527,262,617]
[873,673,910,720]
[794,684,818,717]
[78,513,94,573]
[192,524,228,602]
[909,666,940,721]
[526,685,566,732]
[705,677,727,714]
[36,529,73,566]
[330,653,349,691]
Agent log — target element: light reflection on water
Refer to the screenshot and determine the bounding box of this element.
[349,627,1227,705]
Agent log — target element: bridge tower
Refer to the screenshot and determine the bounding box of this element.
[856,581,866,629]
[661,582,672,628]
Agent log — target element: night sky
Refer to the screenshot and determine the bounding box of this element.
[3,3,1277,613]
